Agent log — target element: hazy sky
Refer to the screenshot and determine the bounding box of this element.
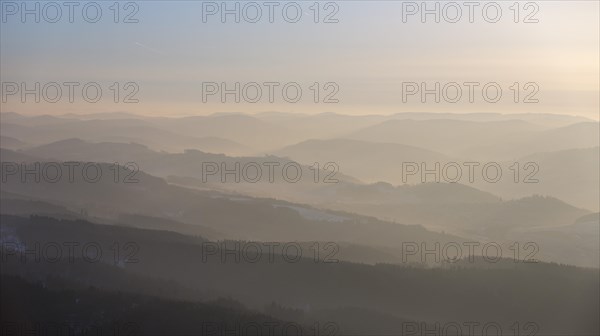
[1,1,599,119]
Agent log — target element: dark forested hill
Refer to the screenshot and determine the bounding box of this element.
[1,215,598,336]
